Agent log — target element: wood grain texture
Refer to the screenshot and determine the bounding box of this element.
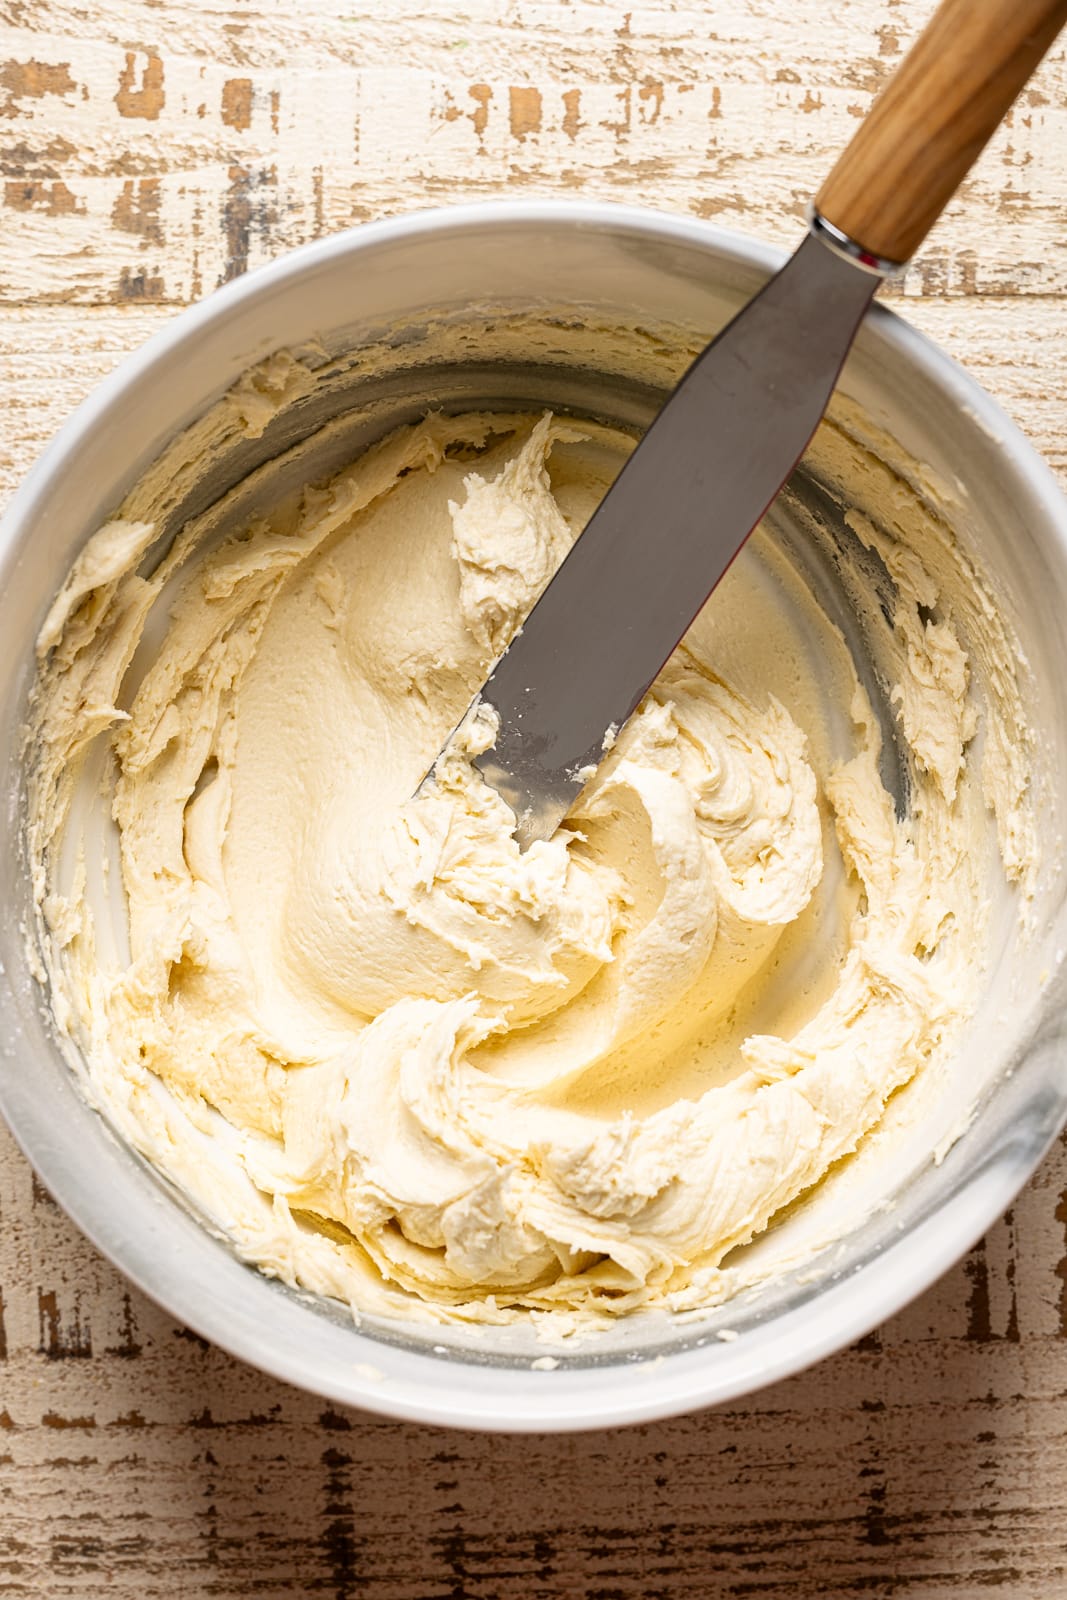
[816,0,1067,263]
[3,2,1067,1595]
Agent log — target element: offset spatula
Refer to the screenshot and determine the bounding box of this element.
[426,0,1067,847]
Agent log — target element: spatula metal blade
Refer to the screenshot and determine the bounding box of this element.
[451,231,878,846]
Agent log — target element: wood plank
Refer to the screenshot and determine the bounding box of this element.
[0,1,1065,304]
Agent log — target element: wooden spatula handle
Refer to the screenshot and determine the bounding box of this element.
[815,0,1067,265]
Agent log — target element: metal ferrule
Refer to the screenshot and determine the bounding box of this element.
[806,203,907,277]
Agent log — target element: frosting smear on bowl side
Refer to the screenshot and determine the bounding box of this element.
[26,365,1035,1332]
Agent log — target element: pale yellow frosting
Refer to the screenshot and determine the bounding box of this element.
[26,341,1035,1332]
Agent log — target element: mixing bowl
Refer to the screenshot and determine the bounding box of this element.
[2,202,1067,1431]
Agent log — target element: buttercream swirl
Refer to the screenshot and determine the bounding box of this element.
[27,388,1031,1330]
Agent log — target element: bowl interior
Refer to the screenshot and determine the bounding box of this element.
[3,206,1067,1425]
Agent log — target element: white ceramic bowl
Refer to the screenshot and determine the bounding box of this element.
[3,202,1067,1431]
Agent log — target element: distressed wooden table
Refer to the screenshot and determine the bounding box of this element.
[3,3,1067,1595]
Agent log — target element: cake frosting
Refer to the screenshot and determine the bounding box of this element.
[26,339,1035,1333]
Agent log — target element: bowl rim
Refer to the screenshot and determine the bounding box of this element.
[4,197,1067,1432]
